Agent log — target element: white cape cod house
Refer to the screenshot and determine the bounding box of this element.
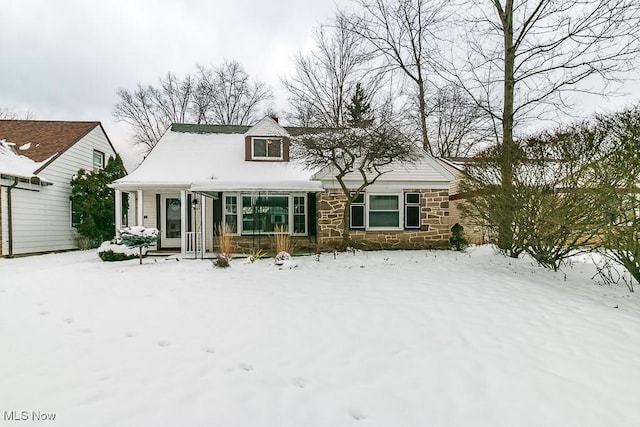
[112,116,457,255]
[111,116,322,256]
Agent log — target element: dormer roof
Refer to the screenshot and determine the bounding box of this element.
[244,116,289,137]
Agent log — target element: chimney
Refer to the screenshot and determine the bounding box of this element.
[269,113,279,123]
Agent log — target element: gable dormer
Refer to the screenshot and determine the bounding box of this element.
[244,115,290,162]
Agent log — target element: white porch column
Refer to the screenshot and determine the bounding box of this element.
[137,190,143,226]
[115,189,123,236]
[180,189,187,255]
[200,193,206,259]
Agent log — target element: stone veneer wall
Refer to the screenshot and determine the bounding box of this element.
[213,235,318,255]
[316,189,451,250]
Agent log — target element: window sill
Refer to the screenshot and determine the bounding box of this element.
[249,157,285,162]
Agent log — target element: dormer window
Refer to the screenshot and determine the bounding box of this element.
[252,138,282,160]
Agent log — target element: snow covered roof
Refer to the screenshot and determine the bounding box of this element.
[113,119,319,191]
[244,116,290,137]
[313,150,456,186]
[0,121,105,171]
[0,140,52,183]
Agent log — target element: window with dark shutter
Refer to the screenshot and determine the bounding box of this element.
[405,192,421,229]
[349,192,365,229]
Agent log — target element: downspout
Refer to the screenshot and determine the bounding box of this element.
[7,178,18,257]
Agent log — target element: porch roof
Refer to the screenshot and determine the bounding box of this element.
[190,179,323,193]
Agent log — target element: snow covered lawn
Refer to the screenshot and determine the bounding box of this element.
[1,247,639,426]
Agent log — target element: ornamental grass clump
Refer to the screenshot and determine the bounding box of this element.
[272,225,294,256]
[215,223,234,268]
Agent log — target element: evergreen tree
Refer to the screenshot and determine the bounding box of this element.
[70,155,128,245]
[346,83,373,128]
[119,226,159,264]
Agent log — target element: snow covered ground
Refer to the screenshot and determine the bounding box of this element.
[1,246,639,427]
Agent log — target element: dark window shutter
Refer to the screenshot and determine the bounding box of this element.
[245,136,252,160]
[155,194,162,249]
[283,137,290,162]
[350,205,365,228]
[405,206,420,228]
[187,194,192,232]
[308,193,317,236]
[213,192,223,234]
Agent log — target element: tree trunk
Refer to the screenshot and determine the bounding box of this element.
[139,247,143,264]
[498,0,517,256]
[417,78,433,155]
[342,199,352,248]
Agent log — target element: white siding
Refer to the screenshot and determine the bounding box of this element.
[6,126,116,255]
[140,191,215,252]
[143,192,158,229]
[314,154,455,189]
[1,185,6,255]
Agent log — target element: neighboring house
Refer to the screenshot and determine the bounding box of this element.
[438,157,487,244]
[112,116,458,255]
[0,120,118,256]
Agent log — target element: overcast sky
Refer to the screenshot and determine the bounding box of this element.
[1,0,639,170]
[0,0,348,169]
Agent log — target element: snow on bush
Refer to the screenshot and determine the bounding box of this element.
[120,226,160,238]
[97,241,144,262]
[119,226,159,264]
[274,251,298,269]
[97,241,143,257]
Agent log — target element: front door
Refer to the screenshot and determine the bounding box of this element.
[160,195,182,248]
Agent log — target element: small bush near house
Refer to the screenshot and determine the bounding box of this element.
[274,250,298,269]
[450,223,468,251]
[247,248,267,263]
[99,250,138,262]
[97,241,141,262]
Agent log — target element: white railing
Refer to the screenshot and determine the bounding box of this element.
[185,232,201,254]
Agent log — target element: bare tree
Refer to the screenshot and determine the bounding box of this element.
[342,0,450,155]
[282,16,380,127]
[452,0,640,255]
[197,60,272,125]
[427,85,491,157]
[114,72,196,151]
[461,123,605,268]
[114,61,272,152]
[589,106,640,291]
[292,115,418,246]
[0,107,34,120]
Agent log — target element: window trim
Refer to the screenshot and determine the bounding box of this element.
[367,193,402,230]
[70,200,82,227]
[222,194,240,235]
[292,194,308,236]
[93,149,105,170]
[222,193,308,236]
[251,137,283,160]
